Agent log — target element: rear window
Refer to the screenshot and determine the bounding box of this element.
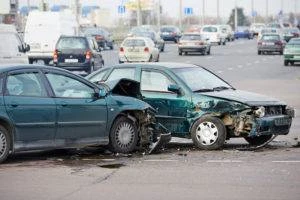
[288,39,300,45]
[181,35,202,40]
[262,35,280,40]
[161,27,175,32]
[202,27,217,32]
[56,37,88,49]
[123,39,145,47]
[0,33,22,54]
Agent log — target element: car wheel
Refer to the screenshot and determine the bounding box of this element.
[291,61,294,66]
[178,51,182,56]
[191,116,226,150]
[218,41,221,45]
[29,58,34,64]
[207,48,211,55]
[258,50,261,55]
[284,60,289,66]
[0,125,11,163]
[156,54,160,62]
[109,116,138,153]
[222,40,226,45]
[279,51,283,55]
[119,60,123,64]
[161,45,165,52]
[244,135,273,146]
[184,52,188,55]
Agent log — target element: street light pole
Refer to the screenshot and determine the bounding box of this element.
[217,0,219,24]
[202,0,205,25]
[137,0,142,26]
[266,0,268,23]
[157,0,161,28]
[251,0,255,23]
[234,0,238,31]
[179,0,182,29]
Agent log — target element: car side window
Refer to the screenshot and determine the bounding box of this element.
[106,68,135,82]
[141,70,174,92]
[46,73,94,98]
[89,69,109,83]
[6,72,47,97]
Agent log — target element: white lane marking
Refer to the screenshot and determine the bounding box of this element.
[217,70,223,74]
[228,67,233,70]
[144,159,179,162]
[206,56,213,59]
[237,65,243,68]
[272,161,300,163]
[254,60,260,64]
[207,160,243,163]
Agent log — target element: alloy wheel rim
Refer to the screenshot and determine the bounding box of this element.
[115,122,135,148]
[196,121,218,146]
[0,131,7,157]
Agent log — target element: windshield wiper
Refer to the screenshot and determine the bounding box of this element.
[193,88,214,93]
[212,86,232,91]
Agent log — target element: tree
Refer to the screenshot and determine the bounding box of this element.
[227,7,250,29]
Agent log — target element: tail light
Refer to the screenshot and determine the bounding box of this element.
[258,41,262,45]
[144,47,149,52]
[275,41,283,46]
[53,49,58,62]
[172,32,176,36]
[85,50,92,60]
[196,42,204,45]
[119,47,124,52]
[95,35,103,40]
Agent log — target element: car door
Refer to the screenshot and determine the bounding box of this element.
[4,69,56,149]
[44,71,108,146]
[139,69,189,135]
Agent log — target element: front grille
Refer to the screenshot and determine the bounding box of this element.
[265,106,283,116]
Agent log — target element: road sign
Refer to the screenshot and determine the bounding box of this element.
[118,5,126,14]
[184,7,193,15]
[251,11,257,17]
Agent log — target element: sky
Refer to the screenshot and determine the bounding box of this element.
[19,0,299,19]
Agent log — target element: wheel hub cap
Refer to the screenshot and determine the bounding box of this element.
[196,121,218,146]
[116,122,134,148]
[0,132,7,156]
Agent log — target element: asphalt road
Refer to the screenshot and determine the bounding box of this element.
[1,39,300,200]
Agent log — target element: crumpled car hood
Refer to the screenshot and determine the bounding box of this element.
[200,89,286,106]
[104,78,142,99]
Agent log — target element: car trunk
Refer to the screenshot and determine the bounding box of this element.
[57,48,87,64]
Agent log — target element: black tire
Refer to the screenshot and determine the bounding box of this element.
[207,48,211,55]
[191,116,226,150]
[284,60,289,66]
[244,135,273,146]
[218,42,221,45]
[178,51,182,56]
[258,50,261,55]
[161,44,165,52]
[149,55,153,62]
[0,125,11,163]
[291,61,294,66]
[29,58,34,64]
[279,51,283,55]
[222,40,226,45]
[109,116,138,153]
[156,54,160,62]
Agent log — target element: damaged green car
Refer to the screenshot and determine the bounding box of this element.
[87,62,295,150]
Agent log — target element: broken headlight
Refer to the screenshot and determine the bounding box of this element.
[254,106,265,118]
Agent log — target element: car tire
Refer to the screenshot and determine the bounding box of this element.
[156,54,160,62]
[109,116,138,154]
[178,50,182,55]
[222,40,226,45]
[291,61,294,66]
[207,48,211,55]
[191,116,226,150]
[218,41,221,45]
[0,125,11,163]
[284,60,289,66]
[258,50,261,55]
[244,135,273,146]
[161,45,165,52]
[279,51,283,55]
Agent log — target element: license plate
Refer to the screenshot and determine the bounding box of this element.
[263,42,274,45]
[162,32,169,35]
[64,59,78,63]
[275,118,291,126]
[128,49,140,52]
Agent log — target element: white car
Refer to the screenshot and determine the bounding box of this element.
[250,23,266,37]
[119,37,160,63]
[201,25,226,45]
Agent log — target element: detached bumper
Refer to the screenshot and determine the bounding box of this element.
[149,123,171,154]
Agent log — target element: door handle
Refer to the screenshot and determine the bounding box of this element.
[59,101,67,107]
[10,101,19,108]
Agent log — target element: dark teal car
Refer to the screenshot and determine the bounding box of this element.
[283,38,300,66]
[87,62,295,150]
[0,64,165,163]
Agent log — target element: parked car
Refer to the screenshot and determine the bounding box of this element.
[0,64,172,163]
[234,26,254,39]
[119,37,160,63]
[178,32,211,55]
[250,23,266,37]
[24,10,78,65]
[257,33,286,55]
[159,25,182,43]
[283,38,300,66]
[282,28,300,42]
[201,25,226,45]
[53,35,104,74]
[87,63,294,150]
[130,31,165,52]
[83,26,114,50]
[0,25,30,64]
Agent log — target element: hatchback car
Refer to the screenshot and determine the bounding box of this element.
[283,38,300,66]
[130,31,165,52]
[119,37,160,63]
[83,26,114,50]
[201,25,226,45]
[257,34,286,55]
[53,36,104,74]
[178,33,211,55]
[159,26,182,43]
[87,63,294,150]
[0,64,165,163]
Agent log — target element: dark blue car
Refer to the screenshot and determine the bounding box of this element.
[234,26,254,39]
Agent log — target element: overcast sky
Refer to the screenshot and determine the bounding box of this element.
[19,0,299,19]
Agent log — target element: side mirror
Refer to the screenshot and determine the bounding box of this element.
[168,84,182,95]
[25,44,30,52]
[94,88,107,98]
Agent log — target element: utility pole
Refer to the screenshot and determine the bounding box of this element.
[234,0,238,31]
[217,0,220,24]
[137,0,142,26]
[265,0,268,23]
[179,0,182,30]
[281,0,283,13]
[157,0,161,28]
[202,0,205,25]
[251,0,255,23]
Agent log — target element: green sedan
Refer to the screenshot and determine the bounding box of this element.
[0,65,164,163]
[87,62,295,150]
[284,38,300,66]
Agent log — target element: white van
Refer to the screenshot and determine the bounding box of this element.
[0,24,29,64]
[24,10,78,65]
[201,25,226,45]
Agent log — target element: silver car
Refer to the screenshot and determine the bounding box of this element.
[178,33,211,55]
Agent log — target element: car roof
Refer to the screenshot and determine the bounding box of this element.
[0,64,71,73]
[107,62,199,69]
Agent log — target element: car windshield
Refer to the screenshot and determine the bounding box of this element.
[287,39,300,45]
[123,39,145,47]
[84,28,106,35]
[262,35,280,40]
[133,32,155,41]
[0,33,21,54]
[57,37,87,49]
[172,67,232,92]
[181,35,202,40]
[202,27,217,32]
[161,27,175,32]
